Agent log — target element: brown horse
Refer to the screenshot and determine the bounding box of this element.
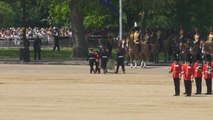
[200,41,213,55]
[140,41,149,67]
[127,38,143,68]
[187,39,201,55]
[148,43,157,63]
[179,41,190,63]
[154,37,173,63]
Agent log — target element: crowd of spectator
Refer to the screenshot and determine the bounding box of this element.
[0,27,72,46]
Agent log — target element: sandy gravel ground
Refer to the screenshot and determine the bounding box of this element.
[0,64,213,120]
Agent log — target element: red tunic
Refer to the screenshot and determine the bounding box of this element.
[193,62,203,78]
[203,64,213,79]
[211,62,213,69]
[95,53,100,63]
[170,63,181,78]
[182,64,193,80]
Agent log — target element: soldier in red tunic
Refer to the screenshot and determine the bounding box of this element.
[169,55,182,96]
[182,54,194,96]
[203,54,212,95]
[193,54,203,94]
[94,50,101,74]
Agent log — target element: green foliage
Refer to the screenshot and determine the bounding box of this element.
[0,1,15,27]
[147,15,172,30]
[175,0,213,31]
[84,15,105,29]
[0,0,212,32]
[49,0,70,27]
[81,0,118,29]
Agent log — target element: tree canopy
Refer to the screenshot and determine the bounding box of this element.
[0,0,212,58]
[0,0,212,31]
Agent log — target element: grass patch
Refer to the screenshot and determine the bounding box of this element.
[0,48,166,62]
[0,48,72,61]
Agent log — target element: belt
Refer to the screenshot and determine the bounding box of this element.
[102,56,108,58]
[118,56,124,58]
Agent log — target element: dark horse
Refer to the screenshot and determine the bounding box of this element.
[155,32,174,63]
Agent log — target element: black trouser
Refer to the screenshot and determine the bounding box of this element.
[53,41,60,51]
[101,59,108,72]
[173,78,180,95]
[195,77,202,94]
[205,78,212,94]
[95,61,100,73]
[34,48,41,60]
[184,80,192,96]
[89,60,95,73]
[115,61,125,72]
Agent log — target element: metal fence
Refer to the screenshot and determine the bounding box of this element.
[0,37,73,48]
[0,36,117,48]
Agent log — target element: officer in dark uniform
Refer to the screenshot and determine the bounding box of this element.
[86,49,96,74]
[106,37,113,57]
[53,27,60,51]
[100,47,109,74]
[114,48,125,74]
[33,36,42,60]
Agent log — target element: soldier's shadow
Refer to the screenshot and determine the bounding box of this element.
[190,94,213,97]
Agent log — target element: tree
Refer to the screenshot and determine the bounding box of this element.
[68,0,88,58]
[0,1,15,27]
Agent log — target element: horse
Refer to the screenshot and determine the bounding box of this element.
[179,41,189,63]
[200,40,213,58]
[140,41,149,67]
[151,32,174,63]
[187,38,202,62]
[178,38,201,63]
[155,33,174,63]
[127,38,144,68]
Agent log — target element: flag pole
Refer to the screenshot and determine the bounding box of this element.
[119,0,122,40]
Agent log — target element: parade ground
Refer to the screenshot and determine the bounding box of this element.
[0,64,213,120]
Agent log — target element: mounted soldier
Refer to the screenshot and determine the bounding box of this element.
[179,28,186,43]
[156,30,163,49]
[127,26,142,68]
[132,27,141,53]
[208,31,213,43]
[194,32,200,45]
